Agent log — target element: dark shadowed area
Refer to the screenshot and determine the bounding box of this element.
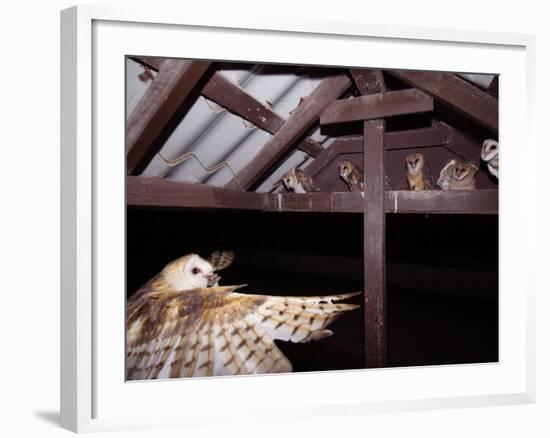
[127,207,498,371]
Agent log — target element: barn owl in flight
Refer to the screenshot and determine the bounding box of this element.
[126,251,359,380]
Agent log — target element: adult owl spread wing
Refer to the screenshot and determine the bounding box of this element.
[126,285,360,380]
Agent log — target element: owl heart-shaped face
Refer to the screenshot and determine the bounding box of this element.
[406,154,423,172]
[482,140,498,162]
[453,165,468,181]
[338,161,352,178]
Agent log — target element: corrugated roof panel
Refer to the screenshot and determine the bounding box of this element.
[141,65,256,179]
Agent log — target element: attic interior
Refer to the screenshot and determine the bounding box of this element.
[126,56,499,371]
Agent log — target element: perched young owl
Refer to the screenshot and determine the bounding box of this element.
[338,160,363,192]
[405,153,433,191]
[126,251,359,380]
[279,168,317,193]
[481,139,499,179]
[338,160,391,191]
[437,158,478,190]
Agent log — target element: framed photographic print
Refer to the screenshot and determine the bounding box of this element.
[61,5,536,432]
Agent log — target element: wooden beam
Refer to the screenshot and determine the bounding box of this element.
[442,121,484,163]
[305,137,363,177]
[127,176,268,210]
[363,119,387,368]
[128,176,498,214]
[321,89,433,125]
[129,56,166,71]
[305,125,450,177]
[389,71,498,134]
[226,74,352,190]
[350,69,386,95]
[200,72,323,157]
[126,59,211,174]
[487,76,499,99]
[386,123,450,150]
[386,190,498,214]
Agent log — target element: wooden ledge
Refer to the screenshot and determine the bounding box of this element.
[127,176,498,215]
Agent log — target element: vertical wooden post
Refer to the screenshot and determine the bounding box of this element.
[363,119,386,368]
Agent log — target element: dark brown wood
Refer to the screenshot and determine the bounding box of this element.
[350,69,386,95]
[389,71,498,134]
[274,192,363,212]
[127,176,268,210]
[363,119,387,368]
[305,137,363,177]
[487,76,499,99]
[320,89,433,125]
[305,125,450,182]
[201,72,323,157]
[386,123,450,150]
[386,190,498,214]
[128,176,498,214]
[226,74,352,190]
[129,56,166,71]
[126,59,211,174]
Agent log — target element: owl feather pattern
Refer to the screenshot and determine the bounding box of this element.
[127,252,360,380]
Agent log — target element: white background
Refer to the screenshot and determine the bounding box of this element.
[0,0,547,437]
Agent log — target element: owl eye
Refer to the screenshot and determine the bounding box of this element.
[490,145,496,150]
[191,267,201,275]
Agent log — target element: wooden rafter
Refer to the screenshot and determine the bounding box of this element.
[225,74,352,190]
[127,176,268,210]
[126,59,211,174]
[439,120,485,164]
[129,56,166,71]
[305,124,451,177]
[130,56,323,157]
[200,72,323,157]
[127,176,498,214]
[350,68,386,95]
[389,71,498,134]
[320,89,433,125]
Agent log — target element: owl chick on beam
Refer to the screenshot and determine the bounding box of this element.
[338,160,392,192]
[276,168,318,193]
[126,250,360,380]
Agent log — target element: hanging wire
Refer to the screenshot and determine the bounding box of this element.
[157,151,236,176]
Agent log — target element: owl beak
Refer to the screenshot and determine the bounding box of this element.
[207,273,220,287]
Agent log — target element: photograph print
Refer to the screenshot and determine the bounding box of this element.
[125,57,499,381]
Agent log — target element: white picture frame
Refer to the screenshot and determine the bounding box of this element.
[60,5,536,433]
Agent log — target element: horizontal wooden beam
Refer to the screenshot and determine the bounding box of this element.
[320,89,433,125]
[386,123,450,150]
[128,176,497,214]
[226,74,352,190]
[127,175,268,210]
[385,190,498,214]
[305,124,450,177]
[126,59,211,174]
[200,72,323,157]
[389,71,498,134]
